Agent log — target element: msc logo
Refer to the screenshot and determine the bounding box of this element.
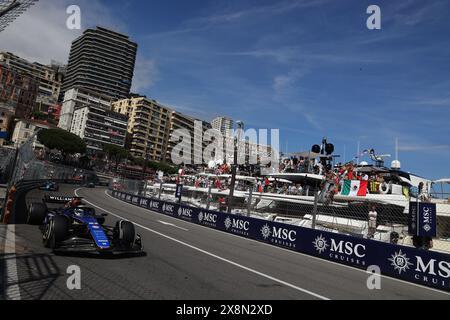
[261,224,296,242]
[422,207,433,233]
[389,250,413,275]
[389,251,450,278]
[388,251,450,288]
[178,207,192,218]
[313,235,366,265]
[313,235,329,254]
[224,217,250,236]
[198,212,217,224]
[140,198,148,207]
[330,239,366,258]
[149,201,160,210]
[162,203,175,214]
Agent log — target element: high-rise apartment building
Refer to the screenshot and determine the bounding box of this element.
[211,116,233,136]
[0,52,64,101]
[70,105,127,154]
[61,27,137,100]
[0,52,65,123]
[112,97,171,161]
[166,111,211,164]
[113,97,212,164]
[0,63,39,119]
[58,87,113,131]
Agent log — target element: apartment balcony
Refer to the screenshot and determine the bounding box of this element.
[133,127,148,134]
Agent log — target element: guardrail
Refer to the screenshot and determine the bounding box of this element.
[111,190,450,293]
[1,179,87,224]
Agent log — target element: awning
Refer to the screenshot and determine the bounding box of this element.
[355,166,389,173]
[268,178,293,184]
[288,151,323,159]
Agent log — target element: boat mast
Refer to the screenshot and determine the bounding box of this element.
[357,141,360,165]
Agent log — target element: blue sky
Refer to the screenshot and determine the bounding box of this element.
[1,0,450,179]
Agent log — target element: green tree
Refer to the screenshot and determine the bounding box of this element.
[37,129,86,156]
[103,144,130,171]
[131,156,178,175]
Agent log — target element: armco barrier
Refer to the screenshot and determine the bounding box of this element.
[111,190,450,292]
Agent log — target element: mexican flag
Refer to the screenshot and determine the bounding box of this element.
[341,180,368,197]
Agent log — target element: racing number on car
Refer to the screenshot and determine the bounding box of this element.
[67,265,81,290]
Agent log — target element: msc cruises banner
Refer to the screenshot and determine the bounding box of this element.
[409,202,437,237]
[111,190,450,292]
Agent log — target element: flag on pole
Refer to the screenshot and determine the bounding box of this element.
[341,180,368,197]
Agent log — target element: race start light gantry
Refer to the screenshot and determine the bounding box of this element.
[0,0,38,32]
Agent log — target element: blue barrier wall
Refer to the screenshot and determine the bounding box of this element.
[112,190,450,292]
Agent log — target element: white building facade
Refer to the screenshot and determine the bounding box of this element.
[11,120,51,149]
[70,105,128,154]
[212,116,234,136]
[59,87,113,131]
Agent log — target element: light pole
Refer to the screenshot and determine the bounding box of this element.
[227,121,244,213]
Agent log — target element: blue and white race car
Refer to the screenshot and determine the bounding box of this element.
[27,195,143,255]
[39,181,59,192]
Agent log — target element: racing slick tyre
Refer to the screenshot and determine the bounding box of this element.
[43,215,69,249]
[27,203,47,225]
[114,220,135,246]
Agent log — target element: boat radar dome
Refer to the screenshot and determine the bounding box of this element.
[360,161,369,166]
[391,160,401,170]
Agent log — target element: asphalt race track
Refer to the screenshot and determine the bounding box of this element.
[1,184,449,300]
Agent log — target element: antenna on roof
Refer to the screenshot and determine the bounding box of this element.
[395,137,399,161]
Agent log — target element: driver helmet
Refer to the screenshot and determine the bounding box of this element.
[73,207,85,217]
[68,198,82,208]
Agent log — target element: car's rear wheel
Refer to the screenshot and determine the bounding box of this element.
[114,220,135,246]
[27,203,47,225]
[43,215,69,249]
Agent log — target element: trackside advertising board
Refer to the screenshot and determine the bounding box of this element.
[111,191,450,292]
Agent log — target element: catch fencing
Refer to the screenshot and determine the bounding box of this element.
[112,177,450,254]
[0,136,97,223]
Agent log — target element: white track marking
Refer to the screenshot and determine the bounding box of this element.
[75,189,329,300]
[157,220,189,231]
[4,224,21,300]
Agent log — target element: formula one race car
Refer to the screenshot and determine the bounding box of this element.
[27,195,143,255]
[39,181,59,192]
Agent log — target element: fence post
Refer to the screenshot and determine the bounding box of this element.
[312,190,319,230]
[206,184,212,210]
[247,186,253,217]
[158,183,163,200]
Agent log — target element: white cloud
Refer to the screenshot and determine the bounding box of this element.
[0,0,126,64]
[413,98,450,107]
[131,55,159,93]
[273,75,292,93]
[189,0,330,25]
[398,145,450,152]
[0,0,156,94]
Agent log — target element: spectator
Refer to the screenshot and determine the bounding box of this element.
[368,205,378,239]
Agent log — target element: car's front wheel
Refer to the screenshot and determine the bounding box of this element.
[27,203,47,225]
[114,220,135,247]
[43,215,69,249]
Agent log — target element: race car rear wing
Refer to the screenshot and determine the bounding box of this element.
[44,195,83,204]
